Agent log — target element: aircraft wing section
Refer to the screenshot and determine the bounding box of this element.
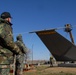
[35,29,76,61]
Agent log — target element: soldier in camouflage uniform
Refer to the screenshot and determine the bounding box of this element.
[15,34,27,75]
[50,56,54,67]
[0,12,22,75]
[50,56,57,67]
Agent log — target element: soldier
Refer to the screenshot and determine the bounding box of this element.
[15,34,27,75]
[50,56,57,67]
[50,56,54,67]
[0,12,22,75]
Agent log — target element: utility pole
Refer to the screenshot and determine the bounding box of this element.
[64,24,74,63]
[32,44,33,64]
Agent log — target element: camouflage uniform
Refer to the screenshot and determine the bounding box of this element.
[50,56,54,67]
[15,34,27,75]
[0,18,22,75]
[50,56,57,67]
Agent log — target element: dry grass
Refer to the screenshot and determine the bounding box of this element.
[10,65,76,75]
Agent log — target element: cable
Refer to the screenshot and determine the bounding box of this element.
[13,25,76,35]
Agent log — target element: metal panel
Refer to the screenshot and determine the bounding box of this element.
[36,30,76,61]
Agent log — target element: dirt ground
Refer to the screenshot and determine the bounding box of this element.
[25,65,76,74]
[10,65,76,75]
[42,67,76,74]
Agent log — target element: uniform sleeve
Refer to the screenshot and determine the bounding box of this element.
[15,41,27,54]
[6,41,22,54]
[0,23,22,55]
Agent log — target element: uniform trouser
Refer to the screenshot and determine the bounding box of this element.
[0,65,10,75]
[0,48,13,75]
[15,54,24,75]
[0,55,11,75]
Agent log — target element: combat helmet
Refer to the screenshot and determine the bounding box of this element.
[16,34,23,42]
[1,12,12,19]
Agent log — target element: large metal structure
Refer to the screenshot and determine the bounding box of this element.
[30,24,76,61]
